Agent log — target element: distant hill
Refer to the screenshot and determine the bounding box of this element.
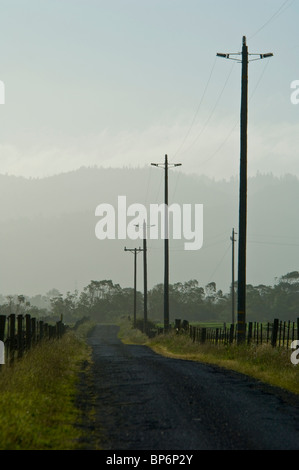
[0,166,297,297]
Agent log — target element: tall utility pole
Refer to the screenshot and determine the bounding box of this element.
[217,36,273,343]
[143,220,147,334]
[230,228,237,325]
[124,247,143,329]
[135,221,154,334]
[151,155,182,331]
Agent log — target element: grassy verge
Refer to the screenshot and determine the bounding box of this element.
[118,319,299,395]
[117,318,149,345]
[0,322,94,450]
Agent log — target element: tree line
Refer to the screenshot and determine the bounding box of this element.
[0,271,298,325]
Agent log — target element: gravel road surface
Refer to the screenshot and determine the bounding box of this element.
[78,324,299,450]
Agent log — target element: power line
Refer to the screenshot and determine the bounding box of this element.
[249,58,271,101]
[249,232,299,240]
[165,42,270,204]
[194,58,271,171]
[249,0,295,40]
[173,56,218,159]
[169,61,235,202]
[176,60,236,160]
[208,243,231,284]
[248,240,299,247]
[145,57,218,210]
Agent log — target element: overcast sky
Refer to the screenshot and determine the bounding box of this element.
[0,0,298,180]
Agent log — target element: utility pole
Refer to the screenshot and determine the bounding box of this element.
[135,221,154,334]
[217,36,273,343]
[143,220,148,334]
[230,228,237,325]
[124,247,143,329]
[151,155,182,331]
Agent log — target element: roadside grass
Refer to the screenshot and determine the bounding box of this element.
[0,322,94,450]
[117,318,149,345]
[118,319,299,395]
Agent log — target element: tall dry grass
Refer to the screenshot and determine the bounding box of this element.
[0,327,92,450]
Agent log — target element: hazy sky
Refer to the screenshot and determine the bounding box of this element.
[0,0,298,180]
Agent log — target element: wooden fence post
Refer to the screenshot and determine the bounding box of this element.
[31,318,36,345]
[271,319,279,347]
[247,322,253,344]
[56,321,63,338]
[25,314,31,350]
[278,320,282,347]
[17,314,24,358]
[9,314,16,364]
[229,324,234,344]
[286,320,290,349]
[39,321,44,341]
[0,315,6,342]
[282,321,286,347]
[267,323,270,343]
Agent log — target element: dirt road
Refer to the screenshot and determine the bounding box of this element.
[78,324,299,450]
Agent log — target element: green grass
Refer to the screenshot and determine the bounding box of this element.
[118,319,299,395]
[117,318,149,344]
[0,323,94,450]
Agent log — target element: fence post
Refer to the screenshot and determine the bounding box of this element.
[247,322,253,344]
[271,319,279,347]
[56,321,63,338]
[278,320,282,347]
[44,323,49,339]
[229,324,234,344]
[282,321,286,347]
[39,321,44,342]
[267,322,270,343]
[0,315,6,342]
[17,314,24,358]
[9,314,16,364]
[286,320,290,349]
[25,314,31,350]
[31,317,36,345]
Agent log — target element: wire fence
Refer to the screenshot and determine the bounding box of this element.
[0,313,66,366]
[173,318,299,348]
